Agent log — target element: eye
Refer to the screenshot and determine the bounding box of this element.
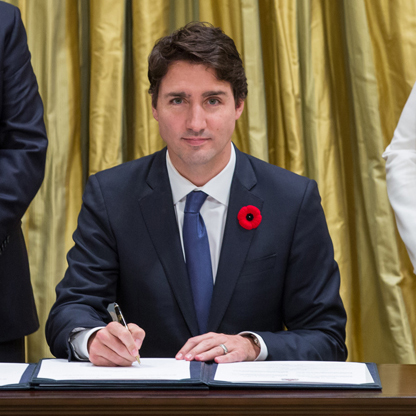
[207,98,220,105]
[171,97,183,105]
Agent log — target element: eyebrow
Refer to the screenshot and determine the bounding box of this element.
[202,90,228,98]
[163,90,228,99]
[164,92,189,99]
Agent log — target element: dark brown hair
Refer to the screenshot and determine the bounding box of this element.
[148,22,247,108]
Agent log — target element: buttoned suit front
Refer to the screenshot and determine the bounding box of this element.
[46,146,347,361]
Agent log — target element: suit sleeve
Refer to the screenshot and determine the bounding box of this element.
[383,82,416,273]
[46,175,119,359]
[0,5,48,244]
[258,180,347,361]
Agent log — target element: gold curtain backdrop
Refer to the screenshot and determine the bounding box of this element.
[5,0,416,363]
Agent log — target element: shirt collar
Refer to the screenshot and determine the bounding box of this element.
[166,143,236,206]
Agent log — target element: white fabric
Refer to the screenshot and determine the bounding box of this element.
[70,327,103,360]
[166,144,235,280]
[383,82,416,273]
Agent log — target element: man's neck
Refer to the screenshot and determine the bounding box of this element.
[167,145,233,187]
[176,167,222,187]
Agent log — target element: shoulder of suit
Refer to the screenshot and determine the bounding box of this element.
[89,149,166,194]
[239,149,312,186]
[0,1,18,14]
[94,148,164,178]
[0,2,21,31]
[85,149,166,204]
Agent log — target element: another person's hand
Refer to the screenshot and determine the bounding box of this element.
[175,332,260,363]
[87,322,145,366]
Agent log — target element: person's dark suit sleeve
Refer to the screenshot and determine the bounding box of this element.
[46,175,118,359]
[258,180,347,361]
[0,5,48,247]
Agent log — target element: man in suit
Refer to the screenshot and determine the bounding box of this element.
[0,1,48,362]
[46,22,347,366]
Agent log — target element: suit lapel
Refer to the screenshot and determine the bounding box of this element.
[138,149,200,336]
[208,149,263,332]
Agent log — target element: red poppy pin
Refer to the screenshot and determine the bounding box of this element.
[237,205,262,230]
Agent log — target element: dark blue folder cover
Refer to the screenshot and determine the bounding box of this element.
[30,360,382,390]
[0,364,37,390]
[206,362,382,390]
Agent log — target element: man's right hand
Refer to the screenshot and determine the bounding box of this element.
[87,322,145,366]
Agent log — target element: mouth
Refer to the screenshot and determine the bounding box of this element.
[182,137,210,146]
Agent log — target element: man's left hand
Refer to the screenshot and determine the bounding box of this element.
[175,333,260,363]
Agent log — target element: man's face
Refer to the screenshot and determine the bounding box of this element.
[152,61,244,183]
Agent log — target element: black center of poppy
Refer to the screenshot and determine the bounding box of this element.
[246,213,254,221]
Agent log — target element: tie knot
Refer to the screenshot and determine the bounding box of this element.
[184,191,208,214]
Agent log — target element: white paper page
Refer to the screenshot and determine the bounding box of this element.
[37,358,190,381]
[0,363,29,386]
[214,361,374,385]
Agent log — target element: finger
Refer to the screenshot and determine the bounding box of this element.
[106,322,139,358]
[90,344,137,367]
[176,333,217,360]
[89,331,137,366]
[183,334,228,361]
[91,323,137,363]
[89,355,115,367]
[93,327,134,362]
[214,350,242,364]
[127,323,146,350]
[194,344,230,362]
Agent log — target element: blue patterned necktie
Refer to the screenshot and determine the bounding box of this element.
[183,191,213,335]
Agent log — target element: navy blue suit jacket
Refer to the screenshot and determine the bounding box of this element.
[46,147,347,361]
[0,1,47,342]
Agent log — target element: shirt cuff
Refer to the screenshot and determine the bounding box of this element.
[69,327,105,360]
[239,331,268,361]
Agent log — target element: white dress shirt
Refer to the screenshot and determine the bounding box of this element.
[383,82,416,273]
[71,143,267,360]
[166,144,235,280]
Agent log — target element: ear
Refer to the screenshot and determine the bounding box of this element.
[235,99,245,120]
[152,104,159,121]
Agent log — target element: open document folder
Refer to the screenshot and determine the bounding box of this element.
[0,363,37,390]
[30,359,382,390]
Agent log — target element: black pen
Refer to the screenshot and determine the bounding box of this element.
[113,303,141,365]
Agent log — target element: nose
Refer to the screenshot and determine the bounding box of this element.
[185,103,207,133]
